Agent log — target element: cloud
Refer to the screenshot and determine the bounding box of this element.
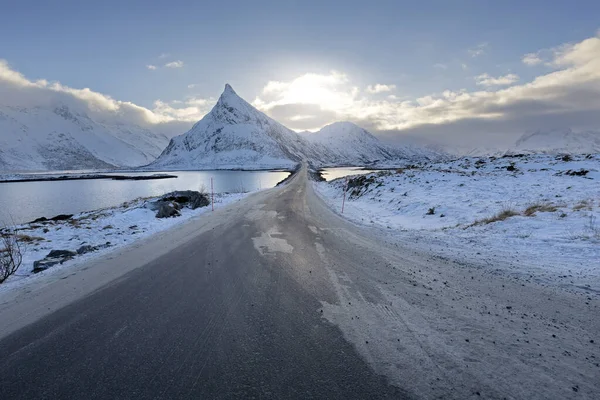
[187,83,198,89]
[3,30,600,150]
[461,63,468,71]
[433,63,448,70]
[165,60,184,68]
[475,73,519,87]
[366,84,396,94]
[0,59,204,137]
[158,53,170,59]
[253,31,600,148]
[468,42,489,57]
[146,65,157,70]
[522,53,543,66]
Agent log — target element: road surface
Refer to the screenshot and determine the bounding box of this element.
[0,166,598,399]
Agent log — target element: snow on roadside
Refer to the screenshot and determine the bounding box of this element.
[0,191,250,291]
[315,154,600,292]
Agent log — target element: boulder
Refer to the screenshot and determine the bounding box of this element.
[33,257,65,273]
[50,214,73,221]
[77,245,95,255]
[156,203,181,218]
[153,191,210,210]
[47,249,77,258]
[32,249,76,273]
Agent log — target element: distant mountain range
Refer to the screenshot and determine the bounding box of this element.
[0,105,169,171]
[2,84,599,172]
[150,85,438,170]
[511,129,600,155]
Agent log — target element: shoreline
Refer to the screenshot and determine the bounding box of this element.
[0,173,177,184]
[0,190,255,292]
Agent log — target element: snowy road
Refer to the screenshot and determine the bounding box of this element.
[0,166,598,399]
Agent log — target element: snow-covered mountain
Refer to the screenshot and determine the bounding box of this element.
[512,129,600,155]
[151,85,438,169]
[301,122,441,165]
[150,84,312,170]
[0,105,169,171]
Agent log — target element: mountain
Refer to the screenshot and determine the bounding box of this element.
[150,84,312,170]
[512,129,600,155]
[151,85,438,169]
[300,121,441,165]
[0,105,169,171]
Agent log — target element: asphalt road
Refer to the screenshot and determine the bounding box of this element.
[0,167,410,399]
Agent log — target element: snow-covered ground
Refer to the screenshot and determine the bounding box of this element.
[0,191,250,291]
[315,153,600,293]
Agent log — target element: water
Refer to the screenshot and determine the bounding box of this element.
[320,167,380,181]
[0,170,289,225]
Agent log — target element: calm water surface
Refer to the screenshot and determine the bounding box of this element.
[320,167,380,181]
[0,170,289,225]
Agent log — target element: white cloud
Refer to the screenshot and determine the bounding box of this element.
[146,65,157,70]
[0,59,206,137]
[461,63,468,71]
[187,83,198,89]
[165,60,184,68]
[522,53,543,66]
[3,30,600,149]
[158,53,170,59]
[475,73,519,87]
[253,32,600,147]
[433,63,448,70]
[366,84,396,93]
[468,42,489,57]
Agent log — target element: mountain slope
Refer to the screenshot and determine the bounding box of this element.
[512,129,600,155]
[301,122,441,165]
[151,85,307,169]
[151,85,439,169]
[0,105,169,171]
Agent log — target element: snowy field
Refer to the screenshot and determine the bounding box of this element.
[0,191,250,291]
[315,154,600,293]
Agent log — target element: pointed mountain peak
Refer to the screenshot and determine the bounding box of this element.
[216,83,244,105]
[223,83,236,95]
[208,83,270,126]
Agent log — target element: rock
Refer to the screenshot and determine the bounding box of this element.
[33,257,65,273]
[156,203,181,218]
[47,249,77,258]
[146,190,209,215]
[160,191,210,210]
[50,214,73,221]
[77,245,95,255]
[32,250,76,273]
[29,214,73,224]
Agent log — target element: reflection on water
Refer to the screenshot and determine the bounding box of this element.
[320,167,380,181]
[0,170,288,225]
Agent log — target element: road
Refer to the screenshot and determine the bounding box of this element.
[0,166,598,399]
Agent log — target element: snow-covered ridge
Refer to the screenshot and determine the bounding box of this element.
[315,153,600,290]
[151,85,440,170]
[0,104,170,171]
[512,129,600,155]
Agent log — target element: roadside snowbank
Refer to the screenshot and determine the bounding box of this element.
[315,154,600,292]
[0,192,250,291]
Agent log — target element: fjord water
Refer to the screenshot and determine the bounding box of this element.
[320,167,380,181]
[0,170,289,225]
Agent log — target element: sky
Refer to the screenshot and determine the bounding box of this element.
[1,0,600,150]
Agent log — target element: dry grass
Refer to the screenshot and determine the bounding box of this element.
[523,202,558,216]
[15,234,44,243]
[573,200,592,211]
[470,205,520,227]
